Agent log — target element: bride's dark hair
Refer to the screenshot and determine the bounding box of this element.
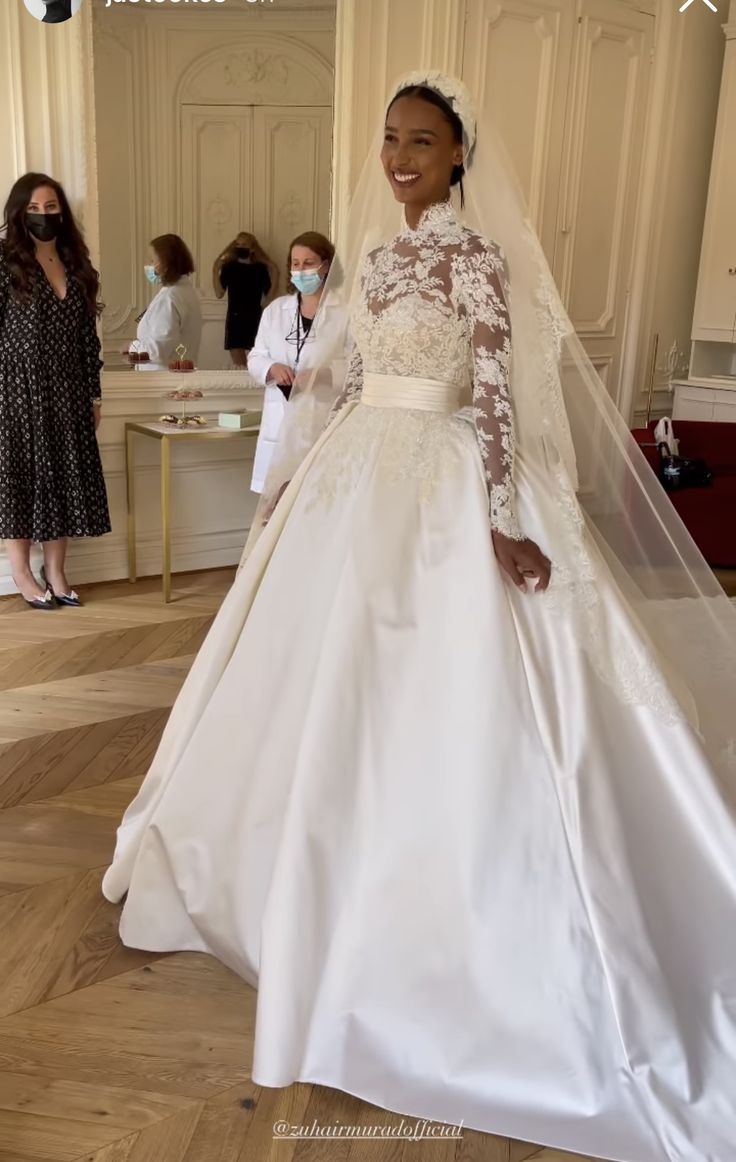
[387,84,466,208]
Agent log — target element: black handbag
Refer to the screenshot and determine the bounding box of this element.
[657,443,712,491]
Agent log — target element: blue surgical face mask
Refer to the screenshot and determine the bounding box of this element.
[144,264,161,285]
[291,267,325,296]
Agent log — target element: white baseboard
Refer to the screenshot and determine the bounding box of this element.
[0,527,249,596]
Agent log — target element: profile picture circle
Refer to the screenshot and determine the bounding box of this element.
[23,0,83,24]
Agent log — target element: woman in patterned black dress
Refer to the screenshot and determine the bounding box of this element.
[0,173,110,608]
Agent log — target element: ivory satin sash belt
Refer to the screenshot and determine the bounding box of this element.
[361,372,460,414]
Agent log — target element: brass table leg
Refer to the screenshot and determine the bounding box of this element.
[126,427,137,584]
[161,436,171,603]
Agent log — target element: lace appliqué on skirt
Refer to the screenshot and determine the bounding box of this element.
[304,404,469,513]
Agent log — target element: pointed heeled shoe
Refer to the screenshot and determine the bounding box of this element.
[40,567,83,608]
[23,589,56,611]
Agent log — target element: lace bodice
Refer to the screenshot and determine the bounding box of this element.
[334,200,521,539]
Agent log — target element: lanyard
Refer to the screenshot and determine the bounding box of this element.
[294,298,314,368]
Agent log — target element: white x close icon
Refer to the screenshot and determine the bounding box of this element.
[679,0,718,11]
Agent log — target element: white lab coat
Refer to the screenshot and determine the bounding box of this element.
[133,277,203,371]
[248,293,348,494]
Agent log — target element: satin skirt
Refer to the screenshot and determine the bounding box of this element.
[103,373,736,1162]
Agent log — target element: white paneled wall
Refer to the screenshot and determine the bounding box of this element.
[461,0,655,406]
[91,1,336,369]
[0,2,94,234]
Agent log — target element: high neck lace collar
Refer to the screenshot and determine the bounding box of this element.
[400,200,457,237]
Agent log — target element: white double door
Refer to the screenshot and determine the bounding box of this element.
[181,103,332,365]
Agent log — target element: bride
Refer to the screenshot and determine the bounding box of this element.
[103,73,736,1162]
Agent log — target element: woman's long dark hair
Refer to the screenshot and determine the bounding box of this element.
[387,85,466,207]
[1,173,102,316]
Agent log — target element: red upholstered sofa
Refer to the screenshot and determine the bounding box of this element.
[630,420,736,569]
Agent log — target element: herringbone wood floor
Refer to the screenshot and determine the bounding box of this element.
[0,568,640,1162]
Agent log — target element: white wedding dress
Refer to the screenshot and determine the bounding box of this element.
[103,203,736,1162]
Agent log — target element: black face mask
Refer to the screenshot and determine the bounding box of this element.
[26,213,63,242]
[235,247,251,259]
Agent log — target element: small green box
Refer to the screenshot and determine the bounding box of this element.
[218,411,261,430]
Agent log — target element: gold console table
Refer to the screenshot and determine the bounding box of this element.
[125,420,260,602]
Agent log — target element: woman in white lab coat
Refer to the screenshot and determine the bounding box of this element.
[128,234,202,371]
[248,232,340,494]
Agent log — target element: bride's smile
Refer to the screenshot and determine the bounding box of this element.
[381,93,464,224]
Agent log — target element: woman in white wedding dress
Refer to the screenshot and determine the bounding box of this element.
[103,74,736,1162]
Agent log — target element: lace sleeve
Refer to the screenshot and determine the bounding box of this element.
[457,239,523,540]
[326,342,363,424]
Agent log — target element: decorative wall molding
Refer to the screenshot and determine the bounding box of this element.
[461,0,572,244]
[618,2,724,425]
[331,0,466,253]
[179,37,333,106]
[101,1,337,27]
[0,2,91,215]
[92,7,335,365]
[553,8,651,353]
[2,3,27,177]
[94,22,139,332]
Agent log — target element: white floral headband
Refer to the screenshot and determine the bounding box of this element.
[390,71,478,160]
